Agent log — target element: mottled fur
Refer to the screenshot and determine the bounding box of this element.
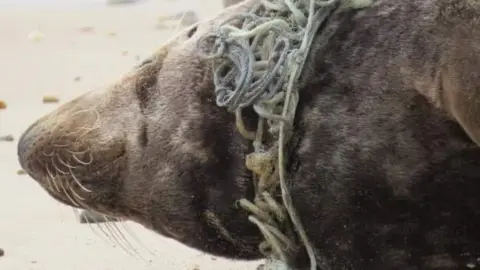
[16,0,480,269]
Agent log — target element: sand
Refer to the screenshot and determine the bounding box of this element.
[0,1,261,269]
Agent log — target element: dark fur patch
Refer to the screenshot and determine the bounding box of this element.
[138,120,148,147]
[134,63,160,112]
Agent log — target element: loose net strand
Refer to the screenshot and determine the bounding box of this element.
[197,0,371,269]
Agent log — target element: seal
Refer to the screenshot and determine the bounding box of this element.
[16,0,480,268]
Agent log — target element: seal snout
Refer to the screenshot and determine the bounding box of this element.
[17,92,127,208]
[17,120,40,169]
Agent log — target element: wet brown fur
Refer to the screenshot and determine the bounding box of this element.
[16,0,480,269]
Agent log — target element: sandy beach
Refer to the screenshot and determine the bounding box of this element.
[0,1,261,269]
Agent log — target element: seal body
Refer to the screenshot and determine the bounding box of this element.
[16,0,480,269]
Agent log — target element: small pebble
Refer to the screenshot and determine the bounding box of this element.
[0,135,14,142]
[0,248,4,257]
[42,95,59,103]
[192,265,200,270]
[78,26,94,33]
[0,100,6,109]
[27,30,45,42]
[17,169,27,175]
[74,76,81,82]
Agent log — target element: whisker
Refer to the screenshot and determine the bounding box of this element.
[67,148,89,155]
[41,164,55,191]
[90,108,101,130]
[46,164,61,193]
[172,11,186,34]
[76,108,102,136]
[74,203,118,247]
[66,181,86,201]
[60,108,101,139]
[96,222,117,246]
[57,155,80,169]
[85,217,113,245]
[68,167,92,193]
[74,203,114,245]
[103,221,138,258]
[42,149,55,156]
[80,209,122,248]
[70,108,92,117]
[89,215,118,247]
[52,142,70,147]
[110,221,147,262]
[71,151,93,165]
[59,180,80,207]
[51,155,68,174]
[121,222,157,258]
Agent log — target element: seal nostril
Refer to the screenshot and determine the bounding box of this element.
[17,122,38,160]
[17,121,52,173]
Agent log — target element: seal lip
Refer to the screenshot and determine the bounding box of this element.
[38,153,126,210]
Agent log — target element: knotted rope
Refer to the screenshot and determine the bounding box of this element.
[197,0,371,269]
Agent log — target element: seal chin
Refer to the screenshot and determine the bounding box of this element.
[17,90,130,212]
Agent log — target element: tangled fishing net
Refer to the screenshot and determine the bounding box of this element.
[198,0,371,269]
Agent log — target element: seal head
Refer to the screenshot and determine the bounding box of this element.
[17,1,264,260]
